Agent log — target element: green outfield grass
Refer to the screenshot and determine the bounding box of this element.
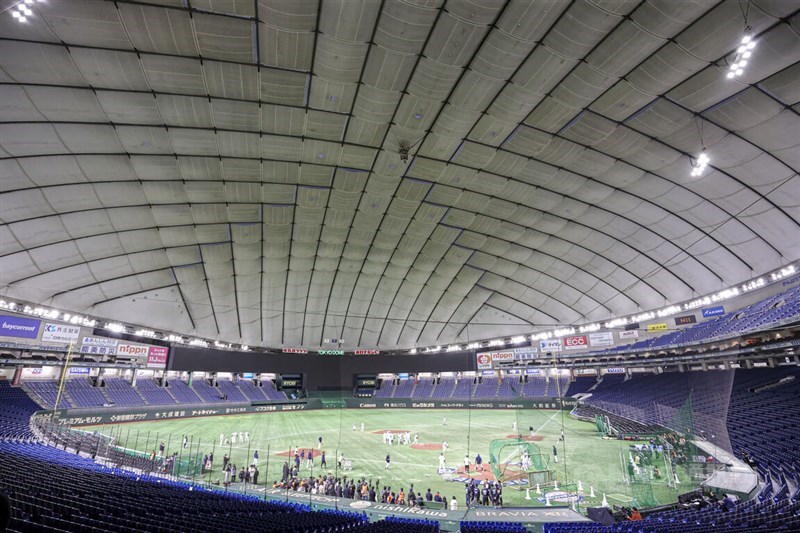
[81,408,691,509]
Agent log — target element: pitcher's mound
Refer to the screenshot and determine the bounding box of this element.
[505,434,544,441]
[411,443,441,451]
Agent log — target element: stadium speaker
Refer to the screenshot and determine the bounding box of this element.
[587,506,614,525]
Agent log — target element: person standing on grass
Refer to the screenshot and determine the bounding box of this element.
[318,435,323,449]
[245,431,250,442]
[442,417,447,426]
[475,453,483,471]
[450,495,458,510]
[231,431,236,444]
[361,422,365,432]
[553,444,558,463]
[307,448,313,469]
[385,453,391,470]
[158,441,165,457]
[219,433,224,446]
[253,450,258,466]
[464,453,470,473]
[321,451,327,468]
[252,466,259,486]
[209,451,214,469]
[183,435,188,449]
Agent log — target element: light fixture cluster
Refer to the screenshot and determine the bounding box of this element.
[727,30,756,79]
[690,150,710,177]
[10,0,38,23]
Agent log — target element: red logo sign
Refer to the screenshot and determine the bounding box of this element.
[477,354,491,365]
[563,335,588,349]
[147,346,169,368]
[354,350,380,355]
[282,348,308,354]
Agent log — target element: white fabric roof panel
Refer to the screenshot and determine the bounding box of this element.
[0,1,798,349]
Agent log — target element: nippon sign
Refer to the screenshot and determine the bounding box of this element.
[147,346,169,368]
[589,332,614,347]
[702,306,725,318]
[492,351,514,362]
[41,323,81,343]
[539,339,562,353]
[116,343,149,358]
[476,352,492,369]
[563,335,588,350]
[618,329,639,340]
[80,336,118,355]
[282,348,308,354]
[0,315,41,339]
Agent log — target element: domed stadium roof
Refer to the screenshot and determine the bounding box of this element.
[1,0,798,350]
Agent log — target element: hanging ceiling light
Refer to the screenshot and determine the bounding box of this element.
[690,150,710,177]
[10,0,38,23]
[727,27,757,79]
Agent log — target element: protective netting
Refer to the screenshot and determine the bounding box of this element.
[489,438,550,485]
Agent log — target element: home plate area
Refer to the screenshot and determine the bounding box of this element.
[444,463,530,486]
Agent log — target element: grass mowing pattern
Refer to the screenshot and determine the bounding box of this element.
[82,408,688,508]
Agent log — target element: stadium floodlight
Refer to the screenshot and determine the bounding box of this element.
[727,28,756,80]
[105,322,126,333]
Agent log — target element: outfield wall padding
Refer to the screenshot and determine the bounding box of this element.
[37,397,575,426]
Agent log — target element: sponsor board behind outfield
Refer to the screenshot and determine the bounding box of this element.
[563,335,588,350]
[0,315,41,339]
[588,332,614,347]
[41,323,81,343]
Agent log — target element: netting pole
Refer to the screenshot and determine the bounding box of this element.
[245,438,251,495]
[264,443,270,502]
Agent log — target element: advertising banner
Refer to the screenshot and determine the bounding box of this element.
[647,323,668,332]
[0,315,41,339]
[492,351,514,362]
[702,306,725,318]
[80,336,118,355]
[513,347,538,360]
[116,343,149,358]
[575,368,596,375]
[68,367,90,375]
[147,346,169,368]
[588,332,614,347]
[242,372,255,379]
[674,314,697,326]
[41,323,81,343]
[606,367,625,374]
[618,329,639,339]
[476,352,492,369]
[539,339,562,353]
[563,335,588,350]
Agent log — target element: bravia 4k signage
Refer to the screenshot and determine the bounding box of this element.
[0,315,41,339]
